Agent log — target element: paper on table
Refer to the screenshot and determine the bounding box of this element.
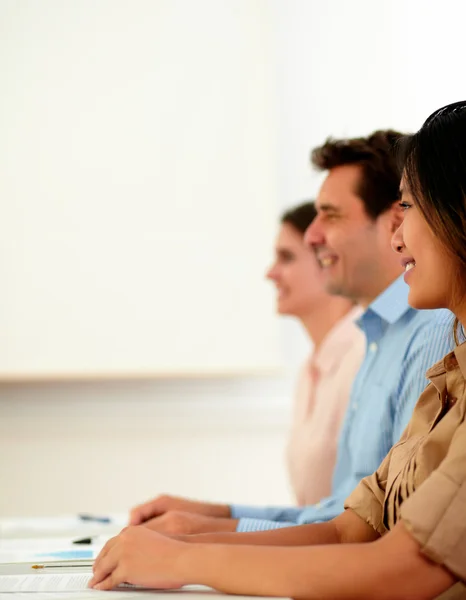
[0,594,151,599]
[0,595,123,599]
[0,572,93,592]
[0,572,155,594]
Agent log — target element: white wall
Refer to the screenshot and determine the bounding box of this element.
[0,374,301,516]
[2,0,466,517]
[0,0,281,379]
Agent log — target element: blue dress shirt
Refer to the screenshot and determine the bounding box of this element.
[231,277,456,531]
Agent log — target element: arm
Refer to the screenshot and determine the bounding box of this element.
[180,523,453,600]
[178,508,373,546]
[89,518,455,599]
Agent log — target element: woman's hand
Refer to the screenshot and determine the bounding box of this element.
[89,526,189,591]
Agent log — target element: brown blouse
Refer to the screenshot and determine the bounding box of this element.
[345,342,466,598]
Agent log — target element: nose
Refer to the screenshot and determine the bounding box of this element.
[304,216,324,248]
[391,220,405,254]
[266,263,279,281]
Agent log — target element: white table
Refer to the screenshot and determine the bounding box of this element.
[0,583,280,600]
[0,517,286,600]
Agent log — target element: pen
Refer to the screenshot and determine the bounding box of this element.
[77,513,111,524]
[32,563,91,569]
[73,537,93,544]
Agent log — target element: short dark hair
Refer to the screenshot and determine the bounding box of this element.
[398,101,466,326]
[311,130,405,219]
[281,201,317,234]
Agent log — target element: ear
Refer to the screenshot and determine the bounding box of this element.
[388,202,404,234]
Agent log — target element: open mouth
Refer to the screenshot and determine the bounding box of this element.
[405,261,416,272]
[317,255,338,269]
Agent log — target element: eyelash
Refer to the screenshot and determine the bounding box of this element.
[399,201,412,211]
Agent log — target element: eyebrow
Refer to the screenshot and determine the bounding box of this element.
[316,203,341,213]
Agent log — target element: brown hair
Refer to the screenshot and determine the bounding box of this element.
[281,201,317,234]
[311,130,405,219]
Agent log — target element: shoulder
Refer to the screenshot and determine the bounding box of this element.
[408,307,455,327]
[396,310,455,388]
[404,309,455,350]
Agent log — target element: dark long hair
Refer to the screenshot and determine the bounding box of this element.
[398,102,466,271]
[398,100,466,342]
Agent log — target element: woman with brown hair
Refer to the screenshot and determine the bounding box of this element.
[90,101,466,599]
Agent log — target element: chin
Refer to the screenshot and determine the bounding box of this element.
[276,303,287,315]
[407,289,442,311]
[277,302,297,317]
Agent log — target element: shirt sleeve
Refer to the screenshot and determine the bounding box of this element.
[344,448,392,536]
[230,504,302,523]
[296,490,347,525]
[392,310,455,444]
[236,517,296,532]
[231,488,348,529]
[400,419,466,582]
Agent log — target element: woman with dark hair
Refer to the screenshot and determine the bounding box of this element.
[90,102,466,599]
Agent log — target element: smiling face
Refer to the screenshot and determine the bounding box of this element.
[392,178,457,311]
[267,222,326,317]
[304,165,402,306]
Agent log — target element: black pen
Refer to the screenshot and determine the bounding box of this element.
[73,537,93,544]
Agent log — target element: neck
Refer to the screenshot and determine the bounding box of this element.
[357,264,403,309]
[300,296,356,352]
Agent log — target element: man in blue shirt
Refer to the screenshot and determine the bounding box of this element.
[129,130,455,535]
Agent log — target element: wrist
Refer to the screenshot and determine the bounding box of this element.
[211,503,231,518]
[175,541,210,586]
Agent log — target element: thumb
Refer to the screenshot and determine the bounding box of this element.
[129,499,165,525]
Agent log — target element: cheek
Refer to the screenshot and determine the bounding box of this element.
[402,219,416,251]
[410,248,453,309]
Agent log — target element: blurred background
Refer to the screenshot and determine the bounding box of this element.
[0,0,465,516]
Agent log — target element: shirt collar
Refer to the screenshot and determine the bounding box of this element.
[313,305,363,375]
[363,275,411,325]
[427,340,466,381]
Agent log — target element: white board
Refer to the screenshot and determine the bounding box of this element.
[0,0,281,379]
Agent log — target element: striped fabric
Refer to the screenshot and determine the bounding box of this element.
[232,277,456,532]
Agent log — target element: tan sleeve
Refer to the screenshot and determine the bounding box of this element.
[344,450,391,536]
[401,421,466,582]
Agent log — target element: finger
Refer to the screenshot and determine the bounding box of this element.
[142,516,165,532]
[129,505,144,525]
[90,542,120,586]
[90,566,125,591]
[130,501,161,525]
[92,535,119,573]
